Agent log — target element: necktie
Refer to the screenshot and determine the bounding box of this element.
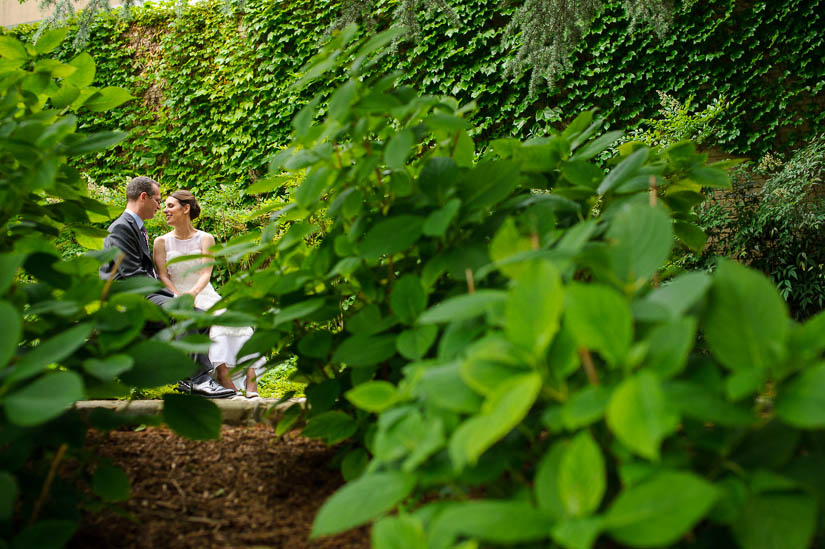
[140,226,156,278]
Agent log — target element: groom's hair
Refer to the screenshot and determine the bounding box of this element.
[170,190,201,220]
[126,176,159,201]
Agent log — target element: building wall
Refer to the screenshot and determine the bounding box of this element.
[0,0,48,27]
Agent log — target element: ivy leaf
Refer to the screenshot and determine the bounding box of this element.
[312,472,414,538]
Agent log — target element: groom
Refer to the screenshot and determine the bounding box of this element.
[99,176,235,399]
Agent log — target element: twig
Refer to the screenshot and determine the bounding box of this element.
[465,268,475,294]
[100,252,125,302]
[450,130,461,158]
[578,347,599,386]
[388,255,395,281]
[649,175,658,207]
[29,443,68,526]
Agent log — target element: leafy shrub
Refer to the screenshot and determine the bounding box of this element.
[691,136,825,319]
[205,28,825,548]
[0,32,231,546]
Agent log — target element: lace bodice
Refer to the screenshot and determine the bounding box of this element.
[162,231,221,310]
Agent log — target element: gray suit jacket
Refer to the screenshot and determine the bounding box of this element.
[99,212,161,283]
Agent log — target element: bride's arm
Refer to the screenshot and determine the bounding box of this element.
[183,232,215,297]
[153,237,181,296]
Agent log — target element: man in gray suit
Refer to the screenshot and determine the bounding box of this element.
[100,176,234,398]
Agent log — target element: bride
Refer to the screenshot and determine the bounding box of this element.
[153,190,264,398]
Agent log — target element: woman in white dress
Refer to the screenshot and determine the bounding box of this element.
[153,190,264,397]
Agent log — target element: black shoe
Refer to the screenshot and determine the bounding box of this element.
[185,374,236,399]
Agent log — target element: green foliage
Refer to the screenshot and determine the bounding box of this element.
[0,34,224,545]
[5,0,823,192]
[182,28,825,548]
[690,136,825,318]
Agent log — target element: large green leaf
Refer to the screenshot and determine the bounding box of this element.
[428,501,550,546]
[0,300,21,367]
[534,441,567,520]
[359,215,424,260]
[390,274,427,324]
[561,385,611,430]
[732,493,817,549]
[665,381,753,427]
[414,361,482,413]
[312,471,415,537]
[597,147,648,195]
[0,36,28,61]
[8,323,93,384]
[372,515,427,549]
[120,341,199,388]
[82,86,135,112]
[422,198,461,238]
[34,28,69,54]
[82,354,134,381]
[65,52,95,87]
[606,203,672,285]
[345,381,398,413]
[605,471,718,547]
[643,317,697,378]
[775,363,825,428]
[162,394,221,440]
[449,373,541,466]
[565,283,632,367]
[703,260,788,373]
[396,325,438,360]
[0,471,17,521]
[489,217,533,279]
[302,410,357,444]
[559,431,606,517]
[606,371,678,460]
[505,260,563,357]
[418,290,507,324]
[632,271,711,322]
[4,371,84,427]
[91,464,131,502]
[332,334,397,367]
[385,129,415,169]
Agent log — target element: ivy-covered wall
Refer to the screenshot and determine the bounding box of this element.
[8,0,824,191]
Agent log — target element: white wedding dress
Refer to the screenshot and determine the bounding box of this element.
[161,231,265,389]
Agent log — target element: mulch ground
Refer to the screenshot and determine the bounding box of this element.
[70,425,369,549]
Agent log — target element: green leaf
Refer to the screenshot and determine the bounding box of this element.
[551,517,603,549]
[573,130,623,160]
[4,371,84,427]
[453,130,475,168]
[396,325,438,360]
[275,403,302,436]
[162,394,221,440]
[332,334,397,367]
[414,361,482,413]
[391,274,427,324]
[559,431,606,517]
[562,385,611,430]
[597,147,648,195]
[605,471,717,547]
[359,215,424,260]
[372,515,427,549]
[703,259,788,373]
[82,354,134,381]
[0,36,28,62]
[732,493,816,549]
[505,260,563,357]
[346,381,398,413]
[91,464,131,502]
[428,500,549,546]
[12,520,77,549]
[450,373,541,466]
[688,166,730,189]
[632,271,711,322]
[65,131,128,155]
[82,86,134,112]
[120,341,199,388]
[0,301,21,367]
[8,323,93,384]
[643,317,697,378]
[298,331,333,359]
[311,471,415,537]
[674,220,708,252]
[665,381,753,427]
[422,198,461,238]
[535,441,568,519]
[0,471,18,521]
[295,166,330,209]
[418,290,507,324]
[385,129,414,169]
[565,283,632,367]
[34,28,69,54]
[606,371,678,460]
[775,363,825,428]
[489,217,534,280]
[607,203,672,284]
[0,253,24,295]
[302,410,357,444]
[65,52,95,88]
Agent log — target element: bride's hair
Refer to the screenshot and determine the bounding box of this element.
[170,190,201,220]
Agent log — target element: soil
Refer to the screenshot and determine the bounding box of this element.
[70,425,370,549]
